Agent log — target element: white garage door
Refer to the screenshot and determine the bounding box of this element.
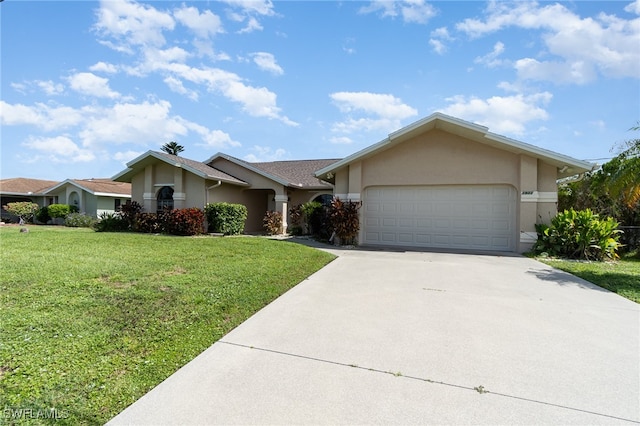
[363,185,517,251]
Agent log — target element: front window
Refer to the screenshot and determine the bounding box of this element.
[157,186,174,212]
[313,194,333,207]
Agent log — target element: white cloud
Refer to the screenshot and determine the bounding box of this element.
[429,38,447,55]
[67,72,120,99]
[174,5,223,39]
[193,128,241,149]
[0,101,85,131]
[625,0,640,15]
[222,0,275,17]
[331,92,418,120]
[92,1,293,125]
[244,145,287,162]
[456,1,640,83]
[251,52,284,75]
[440,92,553,135]
[474,42,506,68]
[164,76,198,101]
[22,135,96,163]
[514,58,597,85]
[238,17,263,34]
[78,100,189,148]
[360,0,437,24]
[94,0,175,48]
[329,136,354,145]
[330,92,418,135]
[89,61,119,74]
[36,80,65,96]
[113,150,143,163]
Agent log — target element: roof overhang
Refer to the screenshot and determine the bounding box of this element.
[112,151,249,186]
[315,112,595,181]
[205,152,291,187]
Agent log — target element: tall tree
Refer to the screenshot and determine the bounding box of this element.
[608,123,640,208]
[161,141,185,156]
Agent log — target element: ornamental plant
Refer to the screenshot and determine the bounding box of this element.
[65,212,96,228]
[47,204,75,221]
[263,210,283,235]
[164,208,205,236]
[204,202,247,235]
[329,197,362,246]
[3,202,39,223]
[533,208,622,261]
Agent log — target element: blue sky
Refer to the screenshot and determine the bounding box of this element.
[1,0,639,181]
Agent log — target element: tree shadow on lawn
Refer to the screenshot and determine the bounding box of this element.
[527,265,639,301]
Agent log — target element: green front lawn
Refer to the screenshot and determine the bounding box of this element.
[0,226,335,425]
[537,252,640,303]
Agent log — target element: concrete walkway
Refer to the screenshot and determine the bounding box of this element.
[108,244,640,425]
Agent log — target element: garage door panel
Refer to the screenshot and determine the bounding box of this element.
[364,185,516,251]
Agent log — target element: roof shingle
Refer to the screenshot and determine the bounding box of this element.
[0,178,58,194]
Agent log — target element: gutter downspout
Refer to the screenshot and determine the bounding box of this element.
[206,181,222,205]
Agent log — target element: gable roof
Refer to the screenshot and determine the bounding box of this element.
[112,151,248,185]
[44,179,131,197]
[315,112,595,180]
[0,177,58,195]
[206,153,339,189]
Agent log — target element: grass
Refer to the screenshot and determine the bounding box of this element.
[0,226,335,425]
[537,251,640,303]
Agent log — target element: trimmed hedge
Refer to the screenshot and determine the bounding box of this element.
[165,208,205,236]
[205,202,247,235]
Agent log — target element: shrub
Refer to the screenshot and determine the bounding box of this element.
[301,201,325,236]
[94,212,129,232]
[133,212,163,234]
[164,208,205,236]
[48,204,73,220]
[263,210,283,235]
[329,197,362,246]
[288,225,304,236]
[205,202,247,235]
[3,202,39,223]
[119,201,143,230]
[533,208,623,261]
[35,206,51,224]
[65,212,95,228]
[289,204,303,227]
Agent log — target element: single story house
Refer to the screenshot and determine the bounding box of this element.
[42,179,132,218]
[113,113,594,252]
[112,151,338,233]
[0,177,131,222]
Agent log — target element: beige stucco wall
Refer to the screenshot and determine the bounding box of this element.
[333,128,560,252]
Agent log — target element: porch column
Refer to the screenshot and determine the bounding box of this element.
[143,164,155,212]
[274,194,288,234]
[173,167,185,209]
[519,155,538,252]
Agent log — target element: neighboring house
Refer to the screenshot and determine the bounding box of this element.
[0,178,59,221]
[315,113,594,252]
[112,151,337,233]
[113,113,593,252]
[0,177,131,221]
[43,179,131,218]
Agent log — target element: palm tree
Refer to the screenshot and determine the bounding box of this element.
[161,141,185,156]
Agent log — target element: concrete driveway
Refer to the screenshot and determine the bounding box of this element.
[108,245,640,425]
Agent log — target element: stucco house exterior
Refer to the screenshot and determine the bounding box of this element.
[42,179,132,218]
[315,113,594,252]
[0,177,131,222]
[113,113,594,252]
[112,151,337,233]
